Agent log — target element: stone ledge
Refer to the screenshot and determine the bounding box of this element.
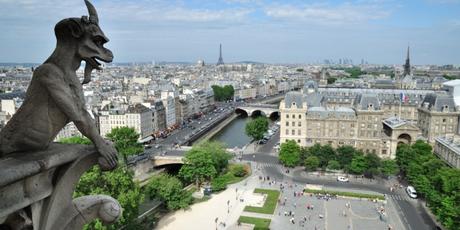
[0,143,96,187]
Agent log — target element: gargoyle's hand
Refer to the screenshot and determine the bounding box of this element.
[96,140,118,171]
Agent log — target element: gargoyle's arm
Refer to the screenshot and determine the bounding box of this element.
[36,65,102,142]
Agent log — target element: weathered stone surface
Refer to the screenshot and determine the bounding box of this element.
[0,1,121,229]
[0,144,122,229]
[0,0,118,170]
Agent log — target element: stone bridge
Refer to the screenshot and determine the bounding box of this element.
[149,146,242,167]
[235,103,280,119]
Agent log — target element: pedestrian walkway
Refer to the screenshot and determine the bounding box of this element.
[387,194,411,201]
[156,170,264,230]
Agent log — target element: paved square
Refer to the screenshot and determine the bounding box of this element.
[264,182,394,230]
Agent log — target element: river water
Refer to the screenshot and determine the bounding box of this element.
[211,116,252,148]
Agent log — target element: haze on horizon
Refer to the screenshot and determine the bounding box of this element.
[0,0,459,65]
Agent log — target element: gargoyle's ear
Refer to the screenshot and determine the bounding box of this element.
[68,19,83,38]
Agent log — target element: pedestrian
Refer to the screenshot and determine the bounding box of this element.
[311,204,314,210]
[294,202,296,208]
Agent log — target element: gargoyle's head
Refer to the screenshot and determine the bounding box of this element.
[54,0,113,84]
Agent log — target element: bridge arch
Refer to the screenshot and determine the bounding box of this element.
[235,108,249,117]
[269,111,280,120]
[250,110,266,117]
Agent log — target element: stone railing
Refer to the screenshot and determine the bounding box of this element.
[0,143,121,230]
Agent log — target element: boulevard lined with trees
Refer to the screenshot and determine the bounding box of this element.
[278,139,459,230]
[279,140,398,178]
[396,141,460,230]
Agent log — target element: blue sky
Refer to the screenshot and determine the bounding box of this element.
[0,0,459,64]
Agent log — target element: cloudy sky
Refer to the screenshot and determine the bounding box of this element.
[0,0,459,64]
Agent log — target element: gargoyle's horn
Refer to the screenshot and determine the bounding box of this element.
[84,0,99,24]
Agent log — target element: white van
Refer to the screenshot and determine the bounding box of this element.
[406,186,418,199]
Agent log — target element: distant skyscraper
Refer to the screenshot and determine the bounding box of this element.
[403,46,411,76]
[217,44,224,66]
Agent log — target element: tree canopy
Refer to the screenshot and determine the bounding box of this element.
[211,85,234,101]
[396,142,460,230]
[178,141,231,187]
[304,156,320,171]
[279,140,301,167]
[106,127,144,164]
[145,173,193,210]
[61,136,144,230]
[245,117,269,141]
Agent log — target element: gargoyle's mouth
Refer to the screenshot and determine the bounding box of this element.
[87,57,110,70]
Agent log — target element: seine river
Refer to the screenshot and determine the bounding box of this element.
[211,116,252,148]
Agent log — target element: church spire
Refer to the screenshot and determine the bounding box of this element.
[403,45,411,76]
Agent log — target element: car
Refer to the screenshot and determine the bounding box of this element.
[406,186,418,199]
[337,176,349,182]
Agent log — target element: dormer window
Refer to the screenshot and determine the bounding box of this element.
[442,105,449,112]
[292,102,296,107]
[368,103,374,110]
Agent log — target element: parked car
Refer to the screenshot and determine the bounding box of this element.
[337,176,349,182]
[258,139,268,144]
[406,186,418,199]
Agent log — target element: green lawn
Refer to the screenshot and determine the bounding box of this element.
[304,189,385,200]
[244,188,280,214]
[238,216,271,230]
[211,164,251,192]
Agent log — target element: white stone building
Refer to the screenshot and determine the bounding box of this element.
[98,104,153,139]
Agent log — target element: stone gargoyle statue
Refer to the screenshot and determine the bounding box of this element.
[0,0,117,170]
[0,1,123,229]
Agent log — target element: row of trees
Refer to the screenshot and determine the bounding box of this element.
[279,141,398,177]
[396,141,460,230]
[211,85,234,101]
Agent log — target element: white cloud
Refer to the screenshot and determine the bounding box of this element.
[264,3,391,25]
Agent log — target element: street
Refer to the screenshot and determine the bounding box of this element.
[241,133,437,230]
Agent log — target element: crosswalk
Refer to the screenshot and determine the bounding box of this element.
[254,162,282,170]
[387,194,412,201]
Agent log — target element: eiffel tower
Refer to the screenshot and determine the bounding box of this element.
[217,44,224,66]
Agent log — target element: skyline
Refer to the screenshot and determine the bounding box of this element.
[0,0,460,64]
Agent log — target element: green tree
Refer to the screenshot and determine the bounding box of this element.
[76,167,144,230]
[380,159,399,177]
[245,117,269,141]
[349,155,368,174]
[314,145,336,168]
[106,127,144,164]
[327,160,341,170]
[145,173,193,210]
[364,152,381,176]
[279,140,301,167]
[327,77,337,84]
[344,67,364,78]
[412,140,432,155]
[211,85,234,101]
[396,144,416,174]
[179,146,218,187]
[61,136,144,230]
[336,145,357,169]
[192,141,231,174]
[304,156,320,171]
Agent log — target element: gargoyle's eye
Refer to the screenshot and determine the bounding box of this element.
[93,36,105,46]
